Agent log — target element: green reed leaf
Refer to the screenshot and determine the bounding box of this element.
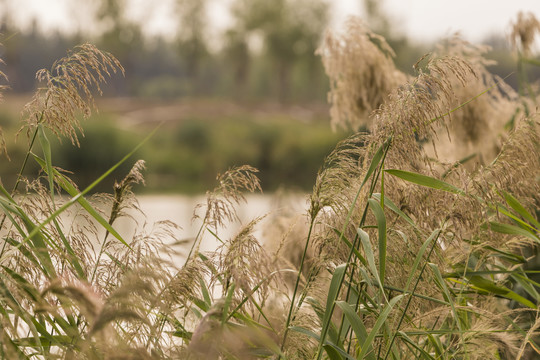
[335,301,376,360]
[323,344,344,360]
[358,228,386,302]
[485,221,539,243]
[468,275,536,309]
[358,295,404,360]
[501,190,540,229]
[385,169,465,195]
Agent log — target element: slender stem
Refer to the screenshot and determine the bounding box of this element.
[0,99,48,253]
[279,219,315,354]
[383,225,445,360]
[13,128,39,194]
[184,220,207,265]
[0,126,40,257]
[315,141,391,360]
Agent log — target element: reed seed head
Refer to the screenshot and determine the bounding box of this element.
[22,43,124,145]
[510,11,540,56]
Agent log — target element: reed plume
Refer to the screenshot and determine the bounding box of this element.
[22,43,124,145]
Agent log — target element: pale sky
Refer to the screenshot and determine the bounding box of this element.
[3,0,540,45]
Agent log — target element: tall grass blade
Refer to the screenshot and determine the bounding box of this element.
[0,190,56,278]
[36,126,87,279]
[222,283,236,325]
[397,331,437,360]
[361,140,390,188]
[1,266,40,302]
[404,229,440,292]
[24,124,160,251]
[3,237,40,270]
[37,124,54,198]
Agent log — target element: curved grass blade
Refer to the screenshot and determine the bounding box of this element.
[497,205,539,233]
[484,221,539,243]
[0,193,56,278]
[357,228,387,303]
[323,344,344,360]
[3,237,41,270]
[222,283,236,325]
[335,301,376,360]
[467,275,536,308]
[333,227,367,266]
[428,263,462,333]
[33,155,129,249]
[23,124,160,252]
[398,330,437,359]
[317,264,347,354]
[358,294,404,360]
[361,140,389,188]
[373,193,417,230]
[290,326,356,360]
[35,128,88,279]
[1,266,40,302]
[37,124,54,198]
[385,169,465,195]
[404,229,440,292]
[500,190,539,228]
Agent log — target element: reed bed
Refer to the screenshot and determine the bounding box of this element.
[0,13,539,360]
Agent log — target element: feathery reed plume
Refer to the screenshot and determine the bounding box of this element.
[510,11,540,56]
[301,23,540,357]
[22,43,124,145]
[473,116,540,235]
[42,278,103,321]
[196,165,262,230]
[109,159,146,226]
[310,132,368,221]
[218,216,272,301]
[318,17,408,131]
[425,36,520,167]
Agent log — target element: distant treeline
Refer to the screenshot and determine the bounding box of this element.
[0,0,332,102]
[0,0,533,103]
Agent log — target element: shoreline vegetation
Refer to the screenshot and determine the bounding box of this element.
[0,12,539,360]
[0,94,347,194]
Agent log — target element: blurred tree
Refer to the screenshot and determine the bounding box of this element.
[222,28,250,99]
[229,0,330,102]
[362,0,426,74]
[94,0,143,94]
[175,0,209,94]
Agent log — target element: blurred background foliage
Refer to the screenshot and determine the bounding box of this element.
[0,0,537,193]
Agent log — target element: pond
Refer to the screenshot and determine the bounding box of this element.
[111,193,309,261]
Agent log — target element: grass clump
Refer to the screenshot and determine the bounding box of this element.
[0,13,539,360]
